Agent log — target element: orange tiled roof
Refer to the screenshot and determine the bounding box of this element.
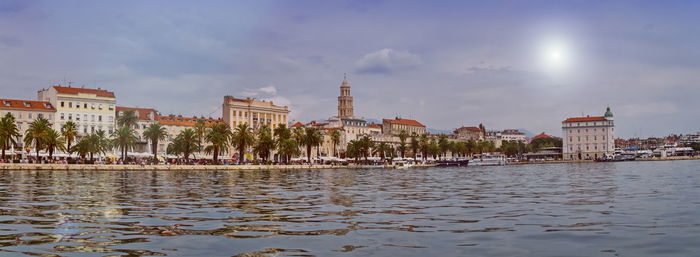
[368,124,382,129]
[291,121,305,128]
[116,106,158,121]
[383,118,425,127]
[563,116,606,123]
[53,86,115,98]
[157,115,223,127]
[0,99,55,111]
[532,132,553,139]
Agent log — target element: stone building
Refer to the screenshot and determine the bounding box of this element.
[337,75,354,118]
[453,126,483,141]
[115,106,159,153]
[37,86,117,135]
[382,118,426,136]
[562,107,615,160]
[222,96,289,131]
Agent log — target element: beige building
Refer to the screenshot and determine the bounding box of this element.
[222,96,289,131]
[562,107,615,160]
[0,99,56,150]
[453,126,483,140]
[157,115,223,156]
[382,118,426,135]
[38,86,117,135]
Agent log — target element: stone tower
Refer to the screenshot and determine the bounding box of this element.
[337,74,354,118]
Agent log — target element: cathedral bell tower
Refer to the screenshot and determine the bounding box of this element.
[337,74,354,118]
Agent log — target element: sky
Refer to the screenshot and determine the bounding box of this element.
[1,0,699,138]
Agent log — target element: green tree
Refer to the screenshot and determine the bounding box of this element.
[143,123,168,163]
[253,124,275,162]
[357,135,375,161]
[61,121,78,154]
[419,134,429,161]
[278,138,299,164]
[345,140,361,162]
[300,127,323,163]
[410,133,419,161]
[168,128,198,163]
[274,124,292,162]
[112,126,138,162]
[24,117,52,160]
[528,137,563,151]
[330,129,341,158]
[117,110,139,128]
[397,130,408,158]
[374,142,392,161]
[44,128,66,160]
[205,122,232,164]
[438,135,450,160]
[0,113,20,161]
[231,124,255,164]
[193,119,208,153]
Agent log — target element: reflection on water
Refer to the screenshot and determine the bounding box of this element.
[1,161,699,256]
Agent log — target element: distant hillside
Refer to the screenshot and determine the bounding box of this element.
[427,128,452,135]
[517,128,536,138]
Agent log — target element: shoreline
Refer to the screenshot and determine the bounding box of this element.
[0,163,357,171]
[508,156,700,165]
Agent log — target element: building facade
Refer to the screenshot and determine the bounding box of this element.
[157,115,223,155]
[115,106,159,153]
[453,126,483,141]
[222,96,289,131]
[0,99,56,150]
[382,118,426,135]
[562,107,615,160]
[38,86,117,135]
[337,76,354,118]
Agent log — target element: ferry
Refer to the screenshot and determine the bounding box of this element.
[436,158,470,167]
[470,153,506,166]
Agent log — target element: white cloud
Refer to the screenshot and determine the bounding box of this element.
[355,48,421,74]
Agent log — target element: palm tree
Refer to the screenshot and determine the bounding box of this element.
[44,128,66,160]
[274,124,291,141]
[253,124,275,162]
[231,124,255,164]
[143,123,168,163]
[410,133,419,161]
[72,138,91,159]
[61,121,78,154]
[24,117,51,160]
[438,135,450,160]
[117,110,139,128]
[330,129,341,158]
[346,140,361,162]
[397,130,408,158]
[205,122,231,164]
[357,135,375,161]
[278,138,299,164]
[419,134,429,161]
[169,128,198,163]
[374,142,392,161]
[90,130,111,161]
[193,119,208,153]
[112,126,138,162]
[300,127,322,163]
[0,113,20,161]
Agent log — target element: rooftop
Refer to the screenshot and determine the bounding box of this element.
[532,132,553,139]
[0,99,55,111]
[383,118,425,127]
[563,116,607,123]
[52,86,116,98]
[116,106,159,121]
[455,126,482,133]
[157,115,222,127]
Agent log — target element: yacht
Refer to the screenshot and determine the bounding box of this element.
[470,153,506,166]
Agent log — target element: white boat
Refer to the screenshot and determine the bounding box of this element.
[470,153,506,166]
[393,160,415,169]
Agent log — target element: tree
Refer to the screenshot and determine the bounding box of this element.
[398,130,408,158]
[528,137,563,151]
[231,124,255,164]
[61,121,78,154]
[90,130,111,161]
[299,127,322,163]
[438,135,450,160]
[428,139,440,159]
[274,124,292,162]
[278,138,299,164]
[44,128,66,160]
[253,124,275,162]
[410,133,419,161]
[117,110,139,128]
[0,113,20,161]
[419,134,429,161]
[374,142,392,161]
[205,122,231,164]
[345,140,361,162]
[112,126,138,162]
[357,135,375,161]
[24,117,51,160]
[168,128,197,163]
[330,129,341,158]
[143,123,168,163]
[193,119,208,153]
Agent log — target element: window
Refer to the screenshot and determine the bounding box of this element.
[84,114,87,121]
[98,115,102,122]
[109,116,113,122]
[61,101,64,107]
[83,127,87,134]
[84,103,87,108]
[99,104,103,110]
[91,126,95,133]
[28,113,32,119]
[109,105,114,110]
[91,104,95,109]
[76,114,80,121]
[76,102,80,109]
[69,102,72,108]
[91,115,95,122]
[61,113,65,120]
[68,114,72,120]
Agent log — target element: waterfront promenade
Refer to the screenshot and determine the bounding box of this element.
[0,163,349,171]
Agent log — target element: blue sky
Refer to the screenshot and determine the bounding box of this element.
[1,0,699,138]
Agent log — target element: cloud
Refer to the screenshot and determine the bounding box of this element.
[355,48,421,74]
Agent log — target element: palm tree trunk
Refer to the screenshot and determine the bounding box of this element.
[306,145,312,163]
[239,147,244,164]
[214,148,219,164]
[152,139,158,163]
[1,147,5,161]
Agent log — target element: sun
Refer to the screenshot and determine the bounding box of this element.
[540,39,572,74]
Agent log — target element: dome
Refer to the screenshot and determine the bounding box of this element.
[604,107,613,118]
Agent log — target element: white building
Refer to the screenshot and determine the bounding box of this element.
[562,107,615,160]
[37,86,117,135]
[0,99,56,150]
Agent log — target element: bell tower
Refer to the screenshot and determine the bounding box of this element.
[337,74,354,118]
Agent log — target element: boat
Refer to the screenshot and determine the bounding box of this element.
[470,153,506,166]
[393,160,415,169]
[436,158,469,167]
